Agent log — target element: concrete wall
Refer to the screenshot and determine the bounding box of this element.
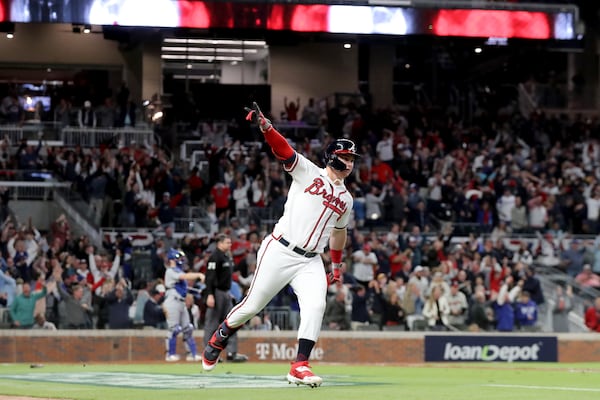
[9,200,64,230]
[0,24,125,66]
[1,330,599,364]
[270,42,359,121]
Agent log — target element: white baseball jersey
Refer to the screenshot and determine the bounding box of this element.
[272,153,353,252]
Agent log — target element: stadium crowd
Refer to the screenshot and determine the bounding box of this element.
[0,91,600,335]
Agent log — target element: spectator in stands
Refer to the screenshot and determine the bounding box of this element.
[575,264,600,289]
[9,281,47,328]
[88,170,108,226]
[283,97,300,121]
[0,138,10,171]
[12,236,32,282]
[381,288,405,329]
[422,285,449,331]
[88,246,121,295]
[560,238,586,277]
[300,97,320,126]
[232,174,250,217]
[210,181,230,220]
[593,238,600,274]
[475,200,494,234]
[187,167,205,206]
[185,293,200,329]
[94,278,114,329]
[401,280,424,317]
[492,276,522,332]
[522,267,545,309]
[535,232,562,268]
[365,277,385,328]
[49,214,69,251]
[428,271,450,298]
[143,284,166,329]
[496,187,516,226]
[512,242,534,265]
[54,98,73,127]
[16,138,42,170]
[96,97,117,128]
[78,100,97,128]
[0,269,16,308]
[32,312,57,330]
[351,243,378,288]
[152,191,177,231]
[514,290,538,331]
[1,93,24,124]
[510,196,528,233]
[446,281,468,330]
[133,280,152,325]
[528,196,548,231]
[350,284,371,330]
[552,284,573,333]
[106,278,133,329]
[469,290,492,331]
[56,278,93,329]
[371,157,394,186]
[584,297,600,332]
[323,290,350,330]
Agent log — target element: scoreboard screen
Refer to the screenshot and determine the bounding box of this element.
[1,0,576,40]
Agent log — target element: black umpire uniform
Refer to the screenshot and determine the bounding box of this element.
[202,234,247,362]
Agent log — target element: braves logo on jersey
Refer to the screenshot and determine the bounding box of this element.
[304,177,347,216]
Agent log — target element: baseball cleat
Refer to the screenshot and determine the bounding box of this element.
[202,329,227,371]
[165,354,180,362]
[286,361,323,387]
[227,352,249,363]
[202,344,223,371]
[186,354,202,362]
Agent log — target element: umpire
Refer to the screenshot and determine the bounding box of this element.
[203,233,248,363]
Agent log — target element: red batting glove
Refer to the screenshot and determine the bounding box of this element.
[327,263,342,286]
[244,102,272,133]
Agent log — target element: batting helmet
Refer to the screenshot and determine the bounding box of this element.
[324,138,361,171]
[167,248,182,261]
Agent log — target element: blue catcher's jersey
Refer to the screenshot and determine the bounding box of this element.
[165,266,188,298]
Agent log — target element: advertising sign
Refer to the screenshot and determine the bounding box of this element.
[425,335,558,362]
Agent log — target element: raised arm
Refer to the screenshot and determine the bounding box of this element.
[245,102,296,165]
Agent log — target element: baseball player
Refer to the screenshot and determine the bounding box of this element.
[163,248,205,362]
[203,233,248,363]
[202,102,359,387]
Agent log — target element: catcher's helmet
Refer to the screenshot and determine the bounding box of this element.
[324,138,361,171]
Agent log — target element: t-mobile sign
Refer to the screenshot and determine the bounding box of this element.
[425,336,558,362]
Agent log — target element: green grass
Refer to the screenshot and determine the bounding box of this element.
[0,362,599,400]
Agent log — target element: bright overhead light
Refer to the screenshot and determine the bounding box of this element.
[368,0,412,5]
[474,47,483,54]
[161,46,258,54]
[151,111,163,122]
[6,33,14,39]
[164,38,267,47]
[161,54,244,61]
[343,43,351,49]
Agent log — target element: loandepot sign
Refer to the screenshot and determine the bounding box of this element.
[0,372,358,389]
[425,335,558,362]
[443,342,541,362]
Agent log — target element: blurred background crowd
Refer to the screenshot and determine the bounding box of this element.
[1,86,600,334]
